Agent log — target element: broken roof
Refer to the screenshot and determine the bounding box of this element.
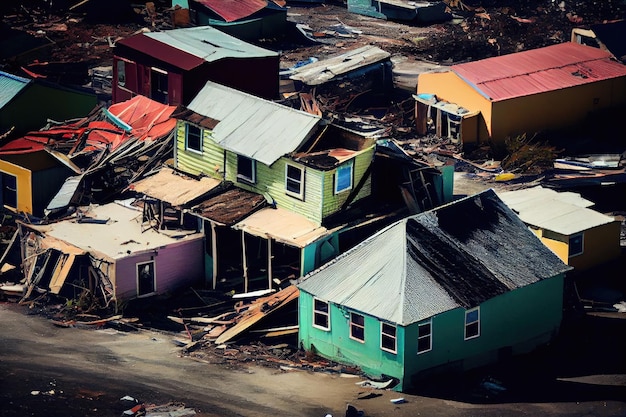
[497,186,615,235]
[298,189,571,325]
[289,45,391,86]
[190,186,266,226]
[451,42,626,101]
[0,70,30,109]
[234,207,329,248]
[28,201,202,260]
[130,167,221,207]
[591,20,626,63]
[186,81,321,166]
[116,26,278,71]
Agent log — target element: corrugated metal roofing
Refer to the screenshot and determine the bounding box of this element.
[298,189,571,325]
[0,71,30,108]
[234,207,328,248]
[289,45,391,86]
[191,187,266,226]
[117,26,278,71]
[194,0,267,22]
[131,167,221,206]
[187,81,321,166]
[451,42,626,101]
[497,186,615,235]
[30,202,203,260]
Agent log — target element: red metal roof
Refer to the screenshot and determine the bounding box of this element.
[193,0,267,22]
[451,42,626,101]
[116,34,206,71]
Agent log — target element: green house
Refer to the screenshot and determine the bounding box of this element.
[174,81,376,226]
[297,189,571,392]
[172,81,382,291]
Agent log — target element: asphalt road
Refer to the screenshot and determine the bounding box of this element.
[1,302,625,417]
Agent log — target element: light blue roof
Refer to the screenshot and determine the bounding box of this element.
[0,71,30,109]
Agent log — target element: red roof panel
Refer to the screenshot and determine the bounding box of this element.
[117,34,206,71]
[193,0,267,22]
[451,42,626,101]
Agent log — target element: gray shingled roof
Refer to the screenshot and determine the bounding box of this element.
[297,189,571,325]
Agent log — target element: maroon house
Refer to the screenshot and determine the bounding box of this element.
[112,26,279,105]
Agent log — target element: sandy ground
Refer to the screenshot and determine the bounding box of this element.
[2,301,626,417]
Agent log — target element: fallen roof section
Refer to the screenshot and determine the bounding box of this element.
[289,45,391,86]
[193,0,267,22]
[233,207,328,248]
[187,81,321,166]
[190,187,267,226]
[130,167,221,207]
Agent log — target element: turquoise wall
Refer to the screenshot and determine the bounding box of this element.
[299,274,564,392]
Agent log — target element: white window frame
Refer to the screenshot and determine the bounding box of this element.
[185,124,203,154]
[464,307,480,340]
[380,322,397,354]
[349,312,365,343]
[285,163,304,200]
[312,298,330,331]
[334,160,354,194]
[569,232,584,258]
[237,155,256,184]
[417,319,432,354]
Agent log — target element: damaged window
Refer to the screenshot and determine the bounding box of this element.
[185,124,203,153]
[117,60,126,87]
[137,261,156,297]
[465,307,480,340]
[381,322,397,354]
[334,160,353,194]
[237,155,256,184]
[417,320,432,354]
[350,312,365,342]
[313,298,330,330]
[569,232,584,258]
[1,172,17,209]
[285,164,304,199]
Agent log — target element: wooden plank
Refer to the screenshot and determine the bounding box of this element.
[215,286,299,345]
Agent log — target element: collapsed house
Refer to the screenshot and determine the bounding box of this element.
[0,95,178,218]
[297,189,572,392]
[17,200,204,309]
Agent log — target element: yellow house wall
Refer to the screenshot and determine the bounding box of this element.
[0,160,33,214]
[568,222,622,272]
[491,78,626,143]
[417,71,491,144]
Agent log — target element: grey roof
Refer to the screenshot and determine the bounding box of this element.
[289,45,391,86]
[298,189,571,325]
[145,26,278,62]
[0,71,30,109]
[497,186,615,235]
[187,81,321,166]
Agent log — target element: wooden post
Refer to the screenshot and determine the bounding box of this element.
[241,230,248,293]
[267,237,273,290]
[211,222,218,289]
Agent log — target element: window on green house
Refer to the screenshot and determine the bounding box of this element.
[569,232,584,258]
[417,320,432,354]
[350,312,365,342]
[285,164,304,199]
[237,155,256,184]
[465,307,480,340]
[313,298,330,330]
[334,160,353,194]
[381,322,397,353]
[185,124,202,153]
[1,172,17,210]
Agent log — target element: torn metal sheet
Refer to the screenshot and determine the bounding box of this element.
[130,167,221,207]
[190,186,267,226]
[233,207,328,248]
[45,175,84,216]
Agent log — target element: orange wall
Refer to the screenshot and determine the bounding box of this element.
[568,222,622,272]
